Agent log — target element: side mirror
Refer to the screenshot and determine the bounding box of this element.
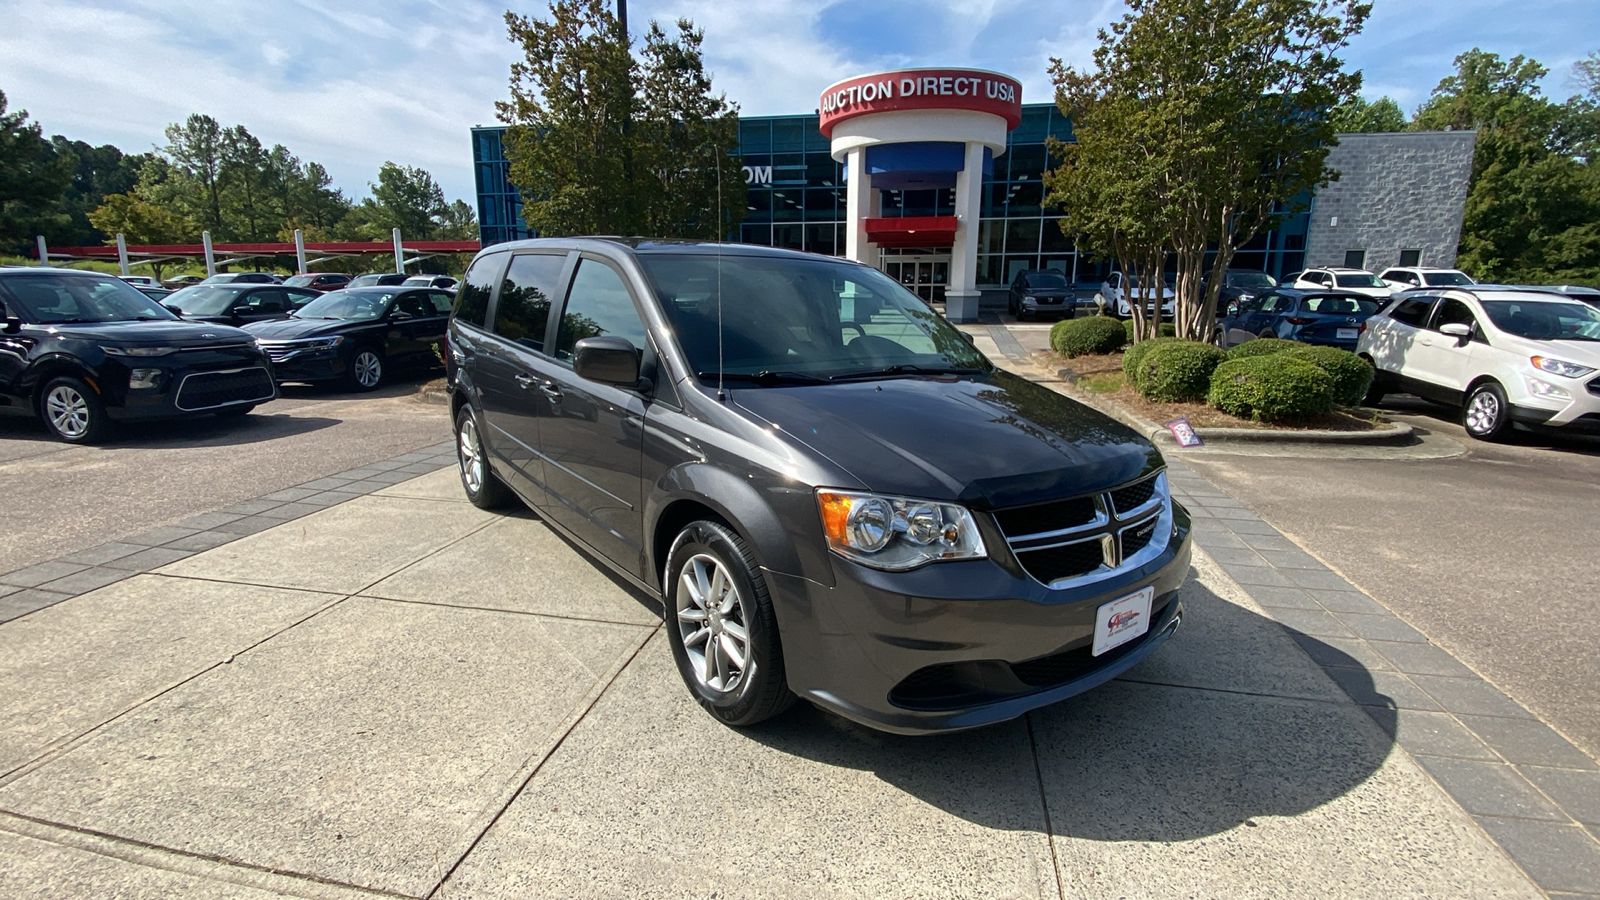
[3,316,21,334]
[162,304,183,317]
[573,336,641,386]
[390,310,414,321]
[1438,322,1471,345]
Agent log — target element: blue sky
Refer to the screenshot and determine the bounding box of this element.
[1,0,1595,208]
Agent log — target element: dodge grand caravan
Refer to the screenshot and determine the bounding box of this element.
[446,239,1192,734]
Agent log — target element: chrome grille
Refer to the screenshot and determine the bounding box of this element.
[995,472,1172,589]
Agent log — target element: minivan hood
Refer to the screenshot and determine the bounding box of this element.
[50,319,255,346]
[729,371,1161,509]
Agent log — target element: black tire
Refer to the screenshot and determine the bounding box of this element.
[344,346,384,392]
[214,404,255,418]
[664,519,794,727]
[1463,380,1513,441]
[39,376,112,444]
[1361,362,1388,407]
[1213,327,1227,348]
[454,405,513,509]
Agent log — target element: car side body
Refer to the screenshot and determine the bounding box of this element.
[245,285,454,391]
[1293,267,1394,302]
[1215,288,1381,350]
[1377,266,1476,291]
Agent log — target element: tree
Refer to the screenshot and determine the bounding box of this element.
[437,199,479,240]
[497,0,743,238]
[163,114,226,234]
[1047,0,1369,342]
[1329,95,1406,133]
[364,161,447,238]
[87,192,195,244]
[0,89,75,254]
[221,125,273,241]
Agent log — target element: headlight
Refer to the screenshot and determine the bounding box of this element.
[302,336,345,350]
[1525,376,1571,399]
[1237,292,1254,301]
[1023,295,1037,302]
[128,368,164,389]
[1531,356,1595,378]
[816,489,987,571]
[103,345,178,357]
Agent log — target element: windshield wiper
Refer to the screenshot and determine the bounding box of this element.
[829,364,987,381]
[697,370,828,386]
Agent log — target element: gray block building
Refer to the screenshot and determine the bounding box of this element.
[1304,131,1478,273]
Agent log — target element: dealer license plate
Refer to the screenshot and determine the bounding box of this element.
[1336,327,1359,340]
[1092,586,1154,656]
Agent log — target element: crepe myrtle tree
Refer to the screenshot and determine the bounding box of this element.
[1047,0,1369,343]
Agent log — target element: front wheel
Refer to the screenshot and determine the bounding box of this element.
[40,377,112,444]
[455,406,513,509]
[665,520,794,727]
[345,347,384,392]
[1463,381,1512,441]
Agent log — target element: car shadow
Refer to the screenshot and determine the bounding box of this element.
[0,410,342,448]
[1381,393,1600,454]
[732,575,1394,843]
[276,372,441,402]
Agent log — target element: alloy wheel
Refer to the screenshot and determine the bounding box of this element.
[45,385,90,439]
[676,552,751,694]
[1466,390,1500,433]
[458,414,484,494]
[354,351,382,388]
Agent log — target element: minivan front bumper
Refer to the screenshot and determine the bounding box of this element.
[767,503,1192,734]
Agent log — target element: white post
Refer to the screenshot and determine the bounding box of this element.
[35,235,48,266]
[944,141,986,323]
[392,228,405,273]
[844,148,877,266]
[202,231,216,276]
[116,233,131,276]
[294,229,307,274]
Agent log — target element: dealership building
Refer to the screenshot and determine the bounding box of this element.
[472,67,1475,321]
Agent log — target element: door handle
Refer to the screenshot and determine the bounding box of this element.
[514,373,535,389]
[539,382,563,399]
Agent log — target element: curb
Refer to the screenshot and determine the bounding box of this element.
[417,384,450,406]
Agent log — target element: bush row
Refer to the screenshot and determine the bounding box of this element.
[1126,337,1375,422]
[1049,316,1126,357]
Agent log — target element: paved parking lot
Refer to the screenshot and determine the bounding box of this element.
[0,462,1544,898]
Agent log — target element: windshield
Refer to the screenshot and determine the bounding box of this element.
[283,275,317,287]
[1422,271,1475,286]
[165,286,245,315]
[1481,300,1600,342]
[638,253,990,381]
[1334,272,1385,288]
[3,273,179,324]
[1230,271,1277,288]
[1023,272,1069,290]
[293,290,396,320]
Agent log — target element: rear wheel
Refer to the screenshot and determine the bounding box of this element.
[1463,381,1512,441]
[665,520,794,727]
[455,406,513,509]
[40,377,112,444]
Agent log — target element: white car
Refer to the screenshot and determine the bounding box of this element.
[118,275,162,288]
[1099,271,1176,318]
[1293,267,1393,301]
[1377,266,1476,291]
[1357,286,1600,440]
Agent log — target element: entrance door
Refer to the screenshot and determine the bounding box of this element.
[885,253,951,304]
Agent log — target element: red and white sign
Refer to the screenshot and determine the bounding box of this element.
[818,68,1023,138]
[1092,586,1154,656]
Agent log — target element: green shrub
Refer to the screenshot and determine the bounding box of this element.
[1136,341,1228,402]
[1050,315,1127,357]
[1280,345,1375,406]
[1226,337,1301,359]
[1123,318,1177,343]
[1121,336,1182,380]
[1208,355,1335,422]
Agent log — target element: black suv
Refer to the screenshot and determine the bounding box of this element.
[0,268,277,442]
[1207,268,1279,312]
[245,286,453,391]
[447,239,1191,734]
[163,283,321,325]
[1007,268,1078,320]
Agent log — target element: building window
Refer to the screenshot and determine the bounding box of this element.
[1398,249,1421,267]
[1344,249,1366,269]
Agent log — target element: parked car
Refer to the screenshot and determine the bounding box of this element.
[1206,269,1278,312]
[283,272,352,293]
[246,285,454,391]
[402,274,459,291]
[163,284,320,326]
[0,268,276,442]
[1215,288,1381,350]
[348,272,411,288]
[447,238,1192,734]
[1292,267,1393,301]
[134,285,174,302]
[199,272,280,285]
[1099,271,1176,318]
[1357,286,1600,440]
[1006,269,1077,320]
[118,275,162,288]
[1377,266,1476,291]
[162,274,206,289]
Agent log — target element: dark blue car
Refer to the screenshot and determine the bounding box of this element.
[1216,288,1381,350]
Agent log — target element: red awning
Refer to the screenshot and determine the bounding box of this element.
[863,216,958,248]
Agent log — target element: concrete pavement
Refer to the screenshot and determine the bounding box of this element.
[0,446,1560,896]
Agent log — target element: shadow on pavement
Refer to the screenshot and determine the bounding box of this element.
[1383,394,1600,455]
[736,577,1394,843]
[0,410,342,448]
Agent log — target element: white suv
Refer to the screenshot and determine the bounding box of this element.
[1098,271,1176,318]
[1377,266,1476,291]
[1357,287,1600,440]
[1293,267,1394,301]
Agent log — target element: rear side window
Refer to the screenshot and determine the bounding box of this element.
[452,253,503,328]
[1388,297,1434,327]
[493,253,566,352]
[554,258,648,362]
